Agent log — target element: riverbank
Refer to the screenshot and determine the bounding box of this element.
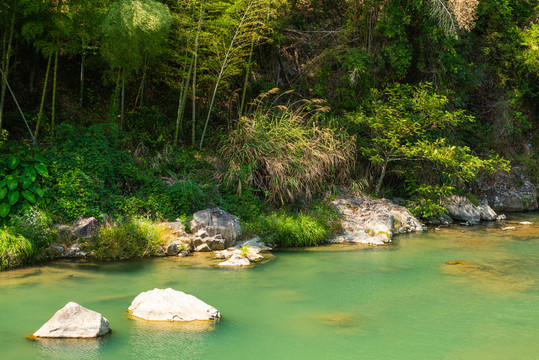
[2,189,536,271]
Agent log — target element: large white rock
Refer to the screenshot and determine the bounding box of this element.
[331,195,423,245]
[128,288,220,321]
[33,302,110,338]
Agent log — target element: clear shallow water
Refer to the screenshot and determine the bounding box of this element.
[1,213,538,360]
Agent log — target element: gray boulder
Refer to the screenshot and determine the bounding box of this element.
[190,208,242,248]
[478,167,538,211]
[478,203,498,221]
[195,243,212,252]
[331,195,423,245]
[193,231,226,250]
[33,302,110,338]
[444,195,481,224]
[72,217,99,240]
[128,288,220,321]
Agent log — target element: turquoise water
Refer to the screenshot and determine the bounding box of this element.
[1,213,538,360]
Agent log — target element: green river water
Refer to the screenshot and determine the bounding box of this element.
[1,213,538,360]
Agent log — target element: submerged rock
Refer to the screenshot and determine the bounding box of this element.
[33,302,110,338]
[128,288,220,321]
[331,195,423,245]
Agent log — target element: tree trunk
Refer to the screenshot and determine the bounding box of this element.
[0,13,15,131]
[191,41,198,146]
[375,159,388,196]
[79,54,85,107]
[29,51,37,92]
[35,52,53,141]
[51,49,59,134]
[140,58,147,107]
[120,69,125,128]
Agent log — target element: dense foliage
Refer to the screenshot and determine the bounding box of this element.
[0,0,537,267]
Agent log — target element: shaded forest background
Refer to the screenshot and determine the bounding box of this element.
[0,0,537,228]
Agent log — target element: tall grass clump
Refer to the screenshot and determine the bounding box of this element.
[0,210,56,270]
[0,229,35,270]
[245,201,342,247]
[92,218,171,260]
[220,89,356,204]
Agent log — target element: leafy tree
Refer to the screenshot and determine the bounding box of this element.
[101,0,172,126]
[351,82,508,196]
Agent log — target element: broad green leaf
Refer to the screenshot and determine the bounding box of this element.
[7,178,18,190]
[0,187,7,200]
[22,190,37,203]
[0,178,7,187]
[23,166,37,182]
[8,191,19,205]
[21,176,33,189]
[8,156,20,169]
[34,163,49,178]
[0,203,9,217]
[28,186,45,198]
[34,154,47,163]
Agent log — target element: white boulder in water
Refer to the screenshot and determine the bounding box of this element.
[33,302,110,338]
[128,288,220,321]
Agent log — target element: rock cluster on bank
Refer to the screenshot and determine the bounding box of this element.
[331,195,423,245]
[443,195,504,225]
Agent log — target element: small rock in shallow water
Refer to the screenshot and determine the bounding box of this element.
[219,254,250,266]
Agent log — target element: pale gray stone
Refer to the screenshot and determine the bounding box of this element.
[478,204,498,221]
[190,208,242,248]
[128,288,220,321]
[195,243,212,252]
[331,195,423,245]
[240,237,272,251]
[445,195,481,223]
[33,302,110,338]
[218,254,251,266]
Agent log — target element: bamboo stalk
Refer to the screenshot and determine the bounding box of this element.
[0,13,15,131]
[51,49,59,134]
[35,52,53,141]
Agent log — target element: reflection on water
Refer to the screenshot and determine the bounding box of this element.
[0,213,537,360]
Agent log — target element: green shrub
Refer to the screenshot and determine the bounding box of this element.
[91,218,170,260]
